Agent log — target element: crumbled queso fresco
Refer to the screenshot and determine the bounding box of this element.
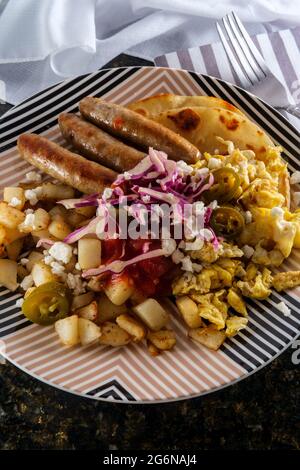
[25,171,42,183]
[49,242,73,264]
[24,187,42,205]
[8,197,22,207]
[277,301,291,317]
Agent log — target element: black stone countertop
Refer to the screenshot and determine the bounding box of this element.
[0,55,299,451]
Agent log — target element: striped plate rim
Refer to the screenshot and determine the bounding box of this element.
[0,66,299,404]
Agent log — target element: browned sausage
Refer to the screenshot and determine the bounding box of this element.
[79,97,200,164]
[17,134,117,194]
[58,113,145,172]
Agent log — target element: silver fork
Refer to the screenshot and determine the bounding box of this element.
[216,11,300,119]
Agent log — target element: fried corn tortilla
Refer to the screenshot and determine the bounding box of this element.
[127,94,244,118]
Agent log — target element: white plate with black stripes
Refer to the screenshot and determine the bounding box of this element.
[0,67,299,404]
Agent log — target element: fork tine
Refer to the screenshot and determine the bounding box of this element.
[231,11,268,77]
[222,16,257,85]
[216,22,250,89]
[226,13,265,82]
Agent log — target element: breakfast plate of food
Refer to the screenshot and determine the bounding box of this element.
[0,66,299,403]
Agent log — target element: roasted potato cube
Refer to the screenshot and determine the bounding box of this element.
[147,329,176,350]
[33,208,50,231]
[116,314,146,342]
[75,300,98,322]
[104,273,134,306]
[176,296,203,328]
[55,315,79,347]
[98,294,127,323]
[26,251,44,272]
[48,216,71,240]
[6,238,24,261]
[272,270,300,292]
[75,206,96,218]
[133,298,169,331]
[78,238,101,270]
[0,202,25,229]
[99,321,131,347]
[3,187,25,210]
[40,183,75,200]
[78,317,101,346]
[188,326,226,350]
[0,259,18,291]
[71,291,95,311]
[31,261,57,286]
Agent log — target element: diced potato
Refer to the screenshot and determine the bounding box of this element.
[116,314,146,342]
[72,291,95,311]
[3,226,26,244]
[104,273,134,306]
[78,238,101,270]
[66,210,86,228]
[26,251,44,272]
[147,341,160,357]
[188,326,226,351]
[32,208,50,231]
[0,259,18,291]
[17,265,29,281]
[75,206,96,218]
[0,225,5,245]
[55,315,79,347]
[133,298,169,331]
[31,261,57,286]
[78,317,101,346]
[99,321,131,347]
[48,205,69,221]
[31,228,57,242]
[147,329,176,351]
[3,187,25,210]
[6,238,24,261]
[176,296,203,328]
[0,202,25,229]
[39,183,75,200]
[98,294,127,323]
[48,216,71,240]
[75,301,98,322]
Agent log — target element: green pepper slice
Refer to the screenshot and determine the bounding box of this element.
[204,167,240,203]
[210,207,245,239]
[22,282,70,325]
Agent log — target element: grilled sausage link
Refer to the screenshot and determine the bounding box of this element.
[17,134,117,194]
[58,113,145,172]
[79,97,200,164]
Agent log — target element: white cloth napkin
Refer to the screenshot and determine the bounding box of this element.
[0,0,300,104]
[154,26,300,130]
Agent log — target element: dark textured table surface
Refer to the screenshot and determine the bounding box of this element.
[0,55,299,451]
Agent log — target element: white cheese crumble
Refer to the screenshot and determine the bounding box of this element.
[244,210,252,224]
[290,171,300,185]
[24,208,34,215]
[20,274,34,290]
[50,261,65,276]
[207,157,222,170]
[44,255,54,265]
[176,160,193,175]
[24,186,42,205]
[172,249,185,264]
[181,256,194,272]
[66,273,86,295]
[141,195,151,203]
[162,238,177,256]
[23,213,35,229]
[16,298,24,308]
[49,242,73,264]
[277,301,291,317]
[20,258,29,266]
[102,188,113,201]
[271,206,284,218]
[75,262,81,271]
[25,171,42,183]
[9,197,22,207]
[242,245,254,258]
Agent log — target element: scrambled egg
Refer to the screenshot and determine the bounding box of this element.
[173,143,300,347]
